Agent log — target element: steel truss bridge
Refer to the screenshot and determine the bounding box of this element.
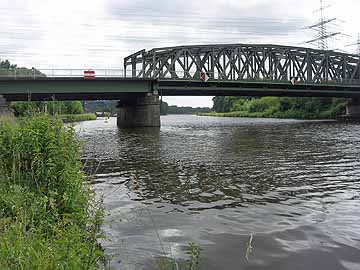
[125,44,360,83]
[1,44,360,101]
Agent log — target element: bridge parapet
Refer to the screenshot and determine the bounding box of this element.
[124,44,360,86]
[0,69,130,79]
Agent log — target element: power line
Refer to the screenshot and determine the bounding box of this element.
[345,33,360,55]
[304,18,336,29]
[305,32,341,45]
[304,0,340,50]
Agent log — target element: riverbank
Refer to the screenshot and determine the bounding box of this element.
[197,110,335,119]
[60,113,97,123]
[0,116,105,269]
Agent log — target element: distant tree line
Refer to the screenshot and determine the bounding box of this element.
[0,59,16,69]
[0,59,44,77]
[212,96,347,119]
[83,100,212,116]
[160,101,211,115]
[83,100,118,115]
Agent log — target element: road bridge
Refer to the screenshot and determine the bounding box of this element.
[1,44,360,126]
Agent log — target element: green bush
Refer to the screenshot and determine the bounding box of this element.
[60,113,97,123]
[0,115,105,270]
[11,101,85,117]
[209,96,348,120]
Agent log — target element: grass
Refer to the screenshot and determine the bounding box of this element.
[0,115,106,270]
[59,113,97,123]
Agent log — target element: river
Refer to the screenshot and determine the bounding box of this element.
[76,115,360,270]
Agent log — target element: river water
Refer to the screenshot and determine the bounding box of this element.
[76,115,360,270]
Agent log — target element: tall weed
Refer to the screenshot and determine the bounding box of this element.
[0,115,106,270]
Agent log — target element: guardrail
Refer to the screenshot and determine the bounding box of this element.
[0,69,127,78]
[0,69,359,86]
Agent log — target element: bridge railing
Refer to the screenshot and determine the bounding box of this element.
[0,68,241,79]
[0,69,128,78]
[0,68,360,86]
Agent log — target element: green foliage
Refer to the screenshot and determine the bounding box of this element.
[212,96,239,113]
[11,101,85,117]
[0,115,105,270]
[63,101,84,114]
[160,101,211,115]
[10,101,40,116]
[211,96,347,119]
[186,242,201,270]
[160,101,169,115]
[83,101,118,115]
[154,257,178,270]
[60,113,97,123]
[152,242,201,270]
[0,59,44,78]
[0,59,17,69]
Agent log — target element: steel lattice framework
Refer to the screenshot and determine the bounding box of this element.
[124,44,360,85]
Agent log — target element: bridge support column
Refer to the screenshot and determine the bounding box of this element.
[345,98,360,119]
[117,93,160,128]
[0,95,13,117]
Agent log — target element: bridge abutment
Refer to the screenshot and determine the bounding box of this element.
[117,93,160,128]
[0,95,13,117]
[345,98,360,119]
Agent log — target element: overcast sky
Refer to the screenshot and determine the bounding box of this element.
[1,0,359,107]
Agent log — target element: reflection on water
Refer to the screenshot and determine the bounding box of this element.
[76,116,360,270]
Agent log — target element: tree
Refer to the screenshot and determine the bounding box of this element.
[160,101,169,115]
[0,59,17,69]
[64,101,84,114]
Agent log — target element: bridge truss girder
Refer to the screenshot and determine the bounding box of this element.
[124,44,360,85]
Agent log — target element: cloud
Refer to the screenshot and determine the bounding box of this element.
[1,0,359,106]
[106,0,308,49]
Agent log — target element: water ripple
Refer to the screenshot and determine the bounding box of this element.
[77,116,360,270]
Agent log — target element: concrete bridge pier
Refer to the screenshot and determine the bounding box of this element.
[117,93,160,128]
[0,95,13,117]
[345,98,360,119]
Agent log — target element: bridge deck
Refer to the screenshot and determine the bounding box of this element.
[157,80,360,97]
[0,77,359,101]
[0,77,153,101]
